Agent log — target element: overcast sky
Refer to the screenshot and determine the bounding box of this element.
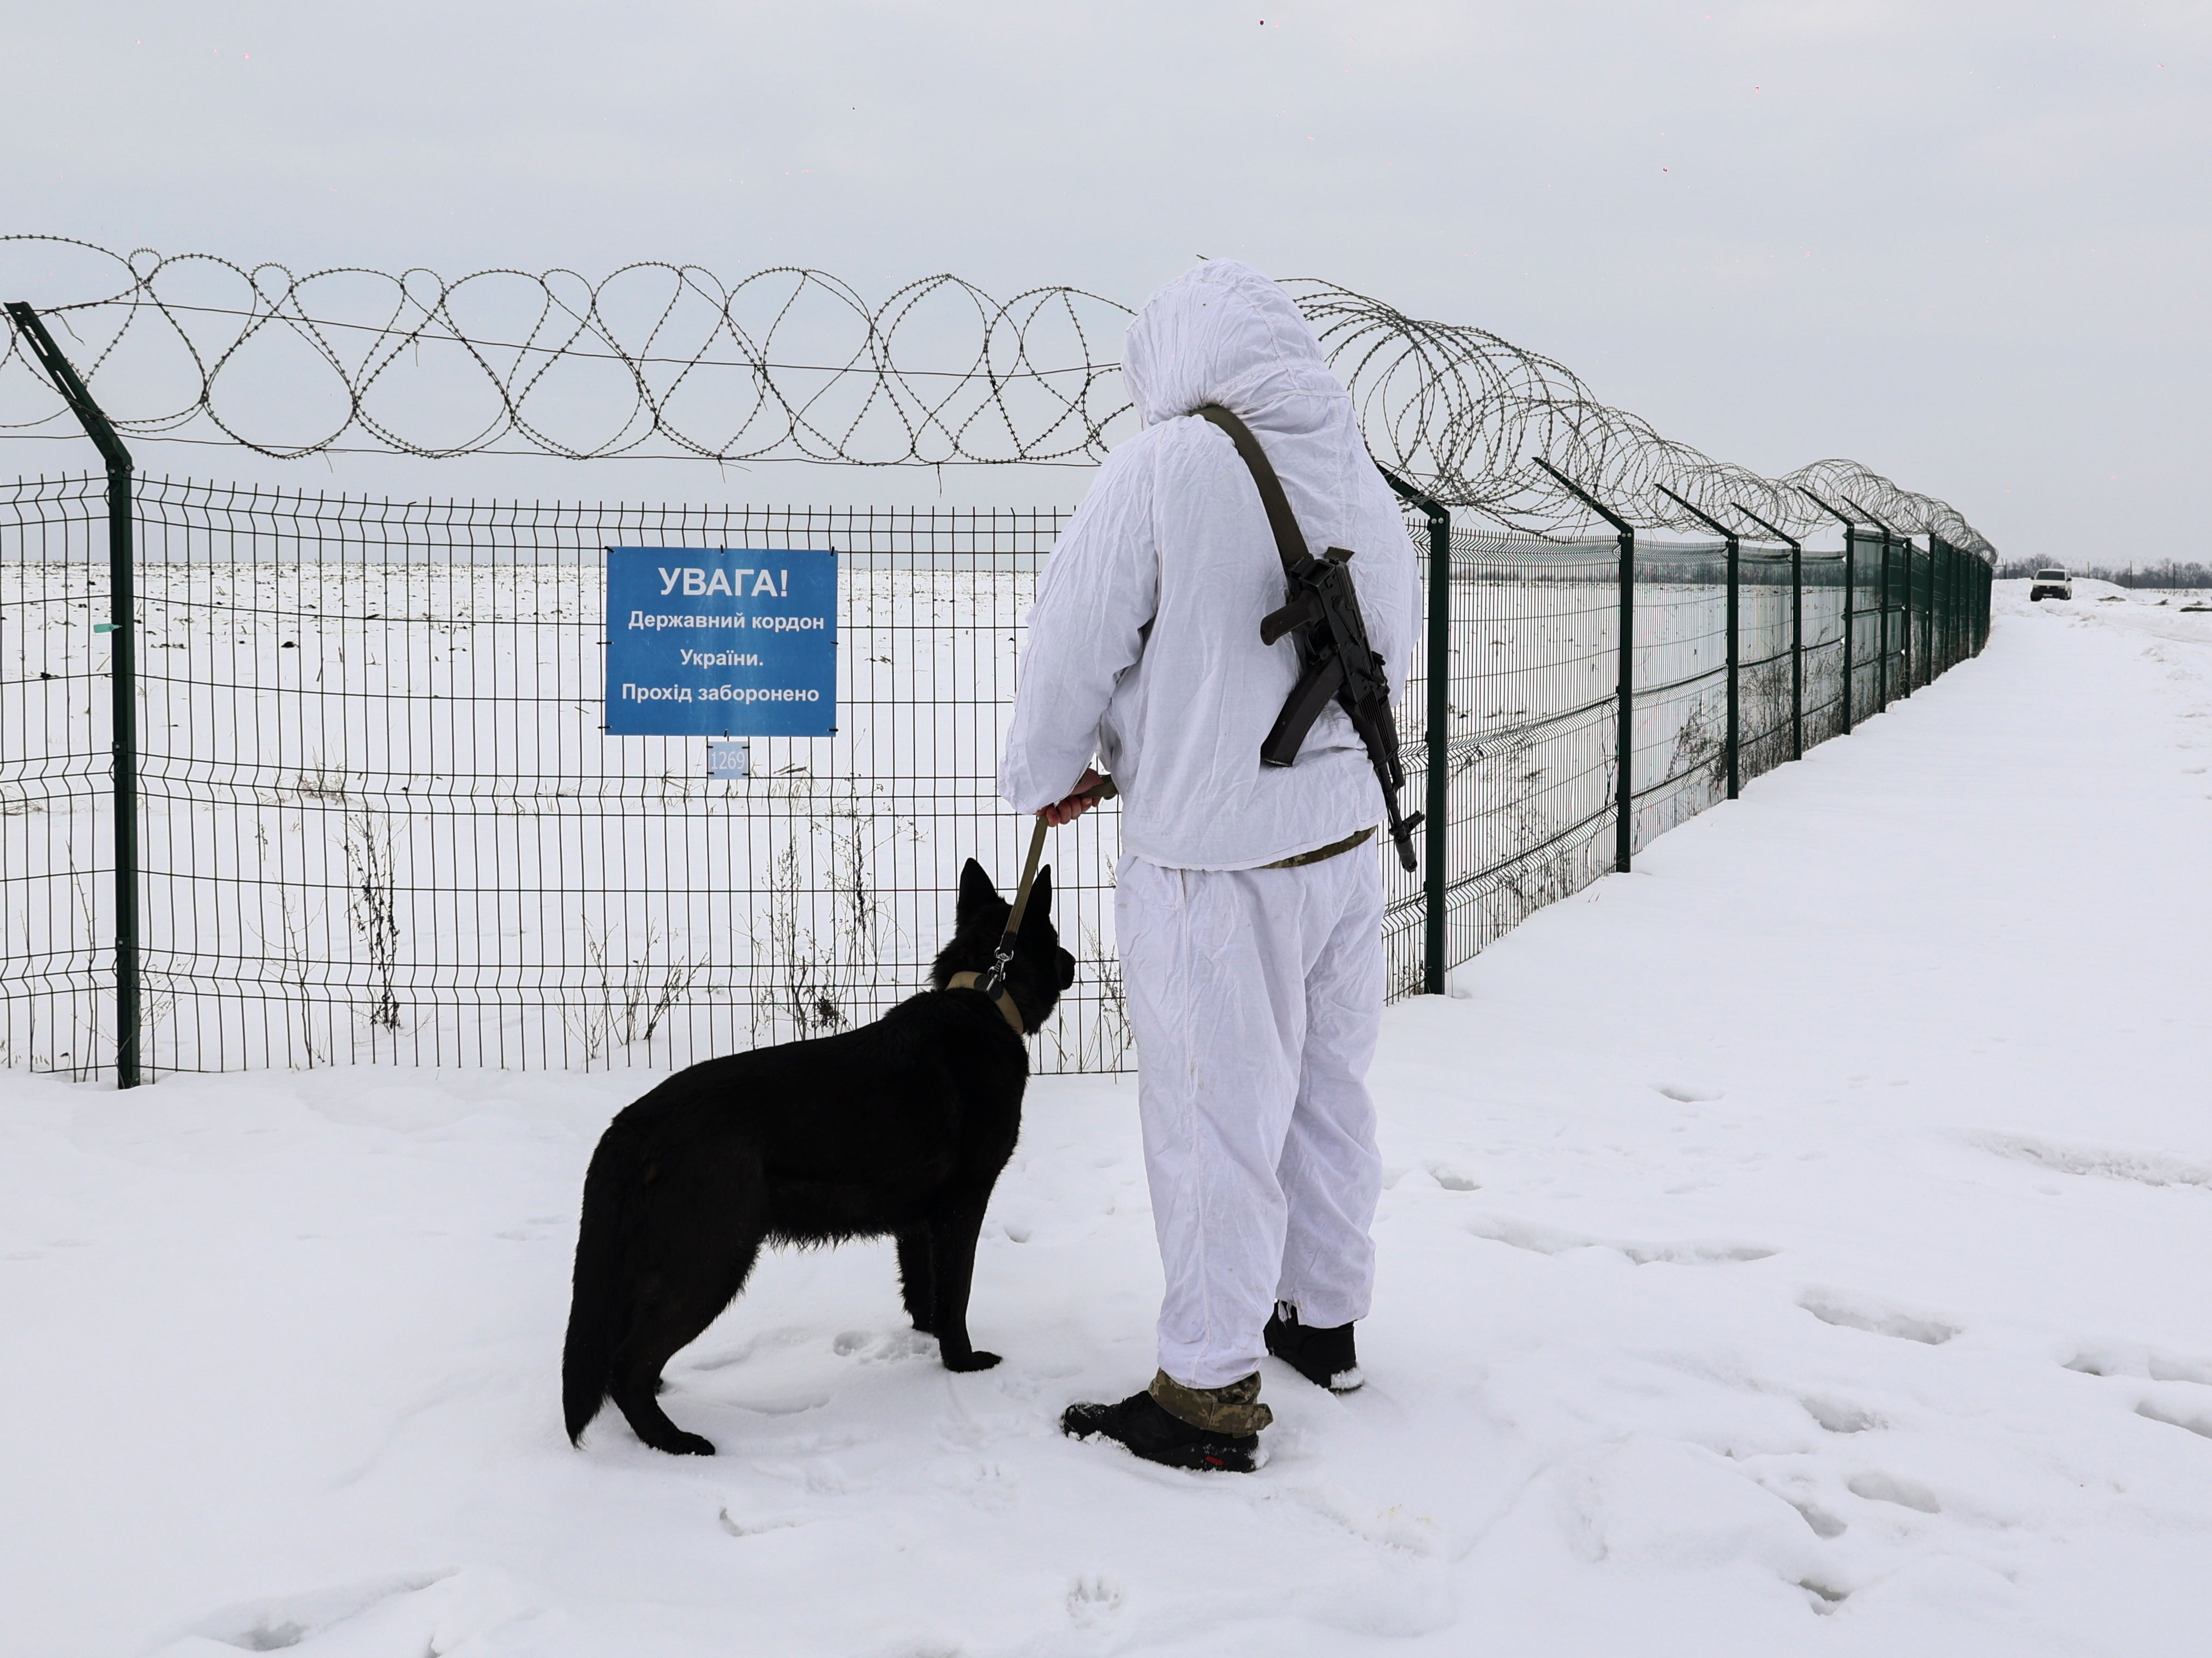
[4,1,2206,560]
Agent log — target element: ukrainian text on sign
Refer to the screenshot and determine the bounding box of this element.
[604,548,837,736]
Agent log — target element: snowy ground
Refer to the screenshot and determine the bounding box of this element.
[6,580,2209,1657]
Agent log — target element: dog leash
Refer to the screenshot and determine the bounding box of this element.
[949,774,1117,1035]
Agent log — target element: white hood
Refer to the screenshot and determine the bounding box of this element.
[999,262,1420,870]
[1122,260,1349,431]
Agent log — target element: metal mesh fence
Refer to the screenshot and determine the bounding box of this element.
[3,476,107,1077]
[3,474,1989,1080]
[3,478,1124,1075]
[1738,548,1797,784]
[1630,541,1731,849]
[1803,553,1849,749]
[1418,531,1621,977]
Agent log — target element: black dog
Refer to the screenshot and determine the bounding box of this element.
[561,858,1075,1455]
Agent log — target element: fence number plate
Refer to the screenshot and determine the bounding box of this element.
[604,548,837,736]
[707,740,751,779]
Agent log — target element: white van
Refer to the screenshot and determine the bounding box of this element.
[2029,568,2072,602]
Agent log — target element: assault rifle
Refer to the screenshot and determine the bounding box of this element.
[1195,405,1424,872]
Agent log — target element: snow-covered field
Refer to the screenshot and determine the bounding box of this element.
[5,579,2208,1657]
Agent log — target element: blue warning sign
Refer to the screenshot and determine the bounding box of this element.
[604,548,837,737]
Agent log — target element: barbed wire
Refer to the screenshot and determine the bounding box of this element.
[0,236,1992,556]
[1297,280,1994,556]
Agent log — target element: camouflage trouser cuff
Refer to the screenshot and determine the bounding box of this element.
[1149,1368,1274,1435]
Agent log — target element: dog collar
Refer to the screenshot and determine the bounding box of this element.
[946,971,1026,1036]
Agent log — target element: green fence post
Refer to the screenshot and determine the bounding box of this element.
[1537,458,1635,872]
[1423,504,1448,990]
[1725,534,1738,796]
[1875,525,1891,709]
[1969,550,1977,656]
[1911,537,1923,686]
[1920,537,1933,686]
[1955,543,1964,667]
[1910,531,1920,689]
[1919,535,1931,686]
[1793,540,1805,754]
[7,302,142,1088]
[1615,526,1632,869]
[1898,530,1914,695]
[1915,533,1925,688]
[1911,534,1928,685]
[1945,546,1956,671]
[1953,543,1964,668]
[1381,469,1452,995]
[1847,531,1857,730]
[1951,542,1962,669]
[1933,535,1946,674]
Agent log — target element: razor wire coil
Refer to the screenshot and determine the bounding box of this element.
[0,236,1992,557]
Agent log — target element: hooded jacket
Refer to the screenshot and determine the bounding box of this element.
[998,261,1420,870]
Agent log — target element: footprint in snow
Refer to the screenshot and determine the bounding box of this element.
[1799,1288,1958,1345]
[832,1328,936,1362]
[2137,1399,2212,1440]
[1799,1577,1851,1613]
[1067,1576,1124,1627]
[718,1507,811,1537]
[1847,1470,1941,1513]
[1652,1082,1724,1103]
[687,1324,820,1370]
[1272,1485,1446,1557]
[179,1570,460,1653]
[1800,1396,1882,1433]
[734,1393,831,1416]
[1775,1490,1849,1539]
[1467,1213,1776,1266]
[1975,1131,2212,1191]
[2063,1346,2212,1384]
[1423,1156,1481,1191]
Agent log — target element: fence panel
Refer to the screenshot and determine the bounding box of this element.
[1801,553,1849,748]
[1847,528,1882,728]
[1425,531,1620,978]
[1628,541,1730,851]
[1738,548,1796,784]
[0,476,113,1073]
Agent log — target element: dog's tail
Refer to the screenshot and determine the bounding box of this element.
[562,1128,634,1445]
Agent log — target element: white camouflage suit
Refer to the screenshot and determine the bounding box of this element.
[999,262,1419,1390]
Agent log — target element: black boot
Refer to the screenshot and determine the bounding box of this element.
[1264,1303,1363,1392]
[1061,1383,1265,1473]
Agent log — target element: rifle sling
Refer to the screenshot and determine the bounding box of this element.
[1195,405,1310,576]
[1197,403,1347,764]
